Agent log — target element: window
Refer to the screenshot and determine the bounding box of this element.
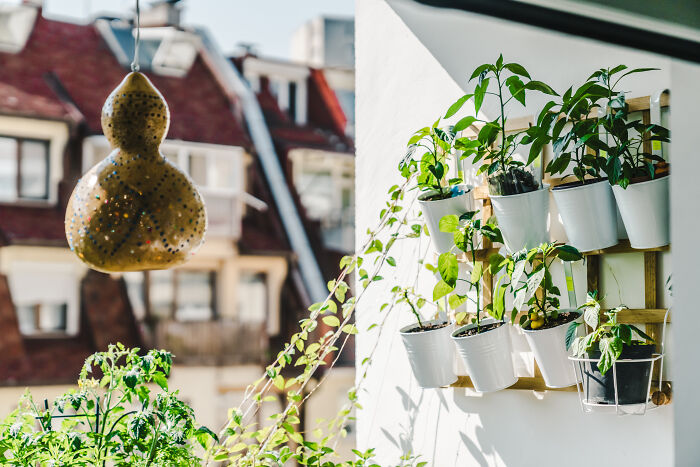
[0,136,50,201]
[126,269,217,322]
[7,261,80,336]
[237,272,267,324]
[288,81,297,121]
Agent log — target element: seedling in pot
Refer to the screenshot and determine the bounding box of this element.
[401,119,462,201]
[588,65,670,188]
[445,55,558,196]
[433,210,510,333]
[566,291,654,375]
[510,242,583,329]
[393,286,443,333]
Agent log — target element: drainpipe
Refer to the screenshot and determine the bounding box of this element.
[197,28,327,305]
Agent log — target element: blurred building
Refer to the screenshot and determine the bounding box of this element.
[0,0,355,440]
[291,16,355,69]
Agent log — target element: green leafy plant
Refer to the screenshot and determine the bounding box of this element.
[588,65,670,188]
[394,286,432,330]
[566,292,654,374]
[0,344,217,466]
[510,242,583,329]
[446,54,558,195]
[533,78,611,184]
[401,120,461,201]
[433,210,510,331]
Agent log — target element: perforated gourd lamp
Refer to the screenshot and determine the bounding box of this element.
[65,71,207,272]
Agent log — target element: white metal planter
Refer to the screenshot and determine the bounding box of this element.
[418,186,473,253]
[400,320,457,388]
[451,320,517,393]
[490,184,549,253]
[612,176,669,249]
[552,180,618,252]
[522,310,582,388]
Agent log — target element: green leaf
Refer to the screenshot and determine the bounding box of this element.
[454,116,477,133]
[629,324,654,342]
[433,280,454,301]
[524,80,558,96]
[342,324,358,335]
[449,294,468,310]
[444,94,474,119]
[598,336,623,375]
[504,62,531,79]
[439,214,460,233]
[474,78,490,114]
[152,371,168,391]
[583,301,600,329]
[565,322,581,350]
[438,252,459,287]
[322,316,340,327]
[469,63,492,81]
[556,244,583,262]
[470,262,483,285]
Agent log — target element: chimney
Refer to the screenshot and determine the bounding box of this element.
[139,0,182,28]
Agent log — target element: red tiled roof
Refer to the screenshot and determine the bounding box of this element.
[0,15,250,148]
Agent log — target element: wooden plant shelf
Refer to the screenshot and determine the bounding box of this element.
[452,95,671,393]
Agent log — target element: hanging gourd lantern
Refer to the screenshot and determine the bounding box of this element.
[65,71,207,272]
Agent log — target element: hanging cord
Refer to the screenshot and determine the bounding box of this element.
[131,0,141,72]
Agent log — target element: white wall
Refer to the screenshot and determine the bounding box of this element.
[356,0,676,465]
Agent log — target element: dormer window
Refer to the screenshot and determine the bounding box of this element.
[0,136,50,202]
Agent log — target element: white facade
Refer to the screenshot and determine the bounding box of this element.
[290,16,355,69]
[354,0,695,465]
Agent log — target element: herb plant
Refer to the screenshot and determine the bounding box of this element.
[566,292,654,374]
[0,344,217,466]
[533,79,611,184]
[511,242,583,329]
[433,210,510,331]
[401,120,461,201]
[394,286,431,330]
[446,55,558,196]
[589,65,670,188]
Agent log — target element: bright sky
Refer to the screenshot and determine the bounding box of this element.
[36,0,355,58]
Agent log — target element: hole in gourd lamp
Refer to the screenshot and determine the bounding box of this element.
[65,72,207,272]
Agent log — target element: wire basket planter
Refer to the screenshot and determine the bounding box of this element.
[568,308,671,415]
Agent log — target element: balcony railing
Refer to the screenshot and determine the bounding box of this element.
[153,319,267,365]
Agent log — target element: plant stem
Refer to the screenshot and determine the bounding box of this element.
[496,71,508,176]
[404,291,423,329]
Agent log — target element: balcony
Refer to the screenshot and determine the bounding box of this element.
[153,319,267,365]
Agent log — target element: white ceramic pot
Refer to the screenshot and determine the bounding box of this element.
[522,310,582,388]
[612,176,669,249]
[552,179,618,252]
[400,320,457,388]
[451,319,517,393]
[490,184,549,253]
[418,185,474,253]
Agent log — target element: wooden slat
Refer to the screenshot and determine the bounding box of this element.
[627,94,669,113]
[583,240,669,256]
[451,376,577,392]
[455,248,502,263]
[644,251,663,385]
[510,308,669,325]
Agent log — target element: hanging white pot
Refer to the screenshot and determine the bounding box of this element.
[522,310,582,388]
[490,184,549,253]
[552,179,618,252]
[400,320,457,388]
[451,319,517,393]
[612,176,669,249]
[418,185,474,253]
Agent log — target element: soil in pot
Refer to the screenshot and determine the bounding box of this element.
[418,185,468,202]
[403,322,449,333]
[523,312,578,331]
[453,321,503,338]
[551,177,608,191]
[581,344,655,405]
[488,167,539,196]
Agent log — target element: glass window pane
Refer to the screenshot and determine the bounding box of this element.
[150,269,174,318]
[19,140,48,199]
[237,273,266,324]
[189,153,207,186]
[16,304,37,334]
[39,303,67,332]
[175,271,214,321]
[297,170,333,220]
[209,156,234,189]
[0,136,17,200]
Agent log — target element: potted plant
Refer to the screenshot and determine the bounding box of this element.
[511,242,584,388]
[532,79,619,252]
[447,55,559,252]
[436,211,517,392]
[397,286,457,388]
[592,65,671,248]
[402,121,473,253]
[567,292,656,404]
